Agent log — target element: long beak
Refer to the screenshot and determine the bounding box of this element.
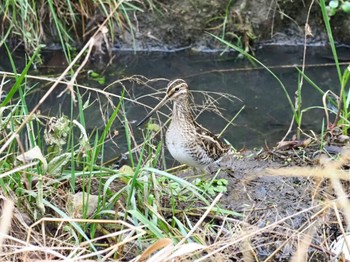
[137,95,170,127]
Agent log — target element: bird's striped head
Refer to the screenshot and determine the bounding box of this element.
[137,79,189,127]
[165,79,189,101]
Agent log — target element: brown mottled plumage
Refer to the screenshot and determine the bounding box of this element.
[138,79,234,173]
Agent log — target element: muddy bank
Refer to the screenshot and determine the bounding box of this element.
[118,0,350,51]
[3,1,349,54]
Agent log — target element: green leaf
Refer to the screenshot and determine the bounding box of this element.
[97,76,106,85]
[172,216,188,237]
[329,0,339,8]
[47,153,71,176]
[88,70,99,78]
[128,209,164,238]
[143,167,210,204]
[215,186,227,193]
[1,46,41,107]
[341,1,350,12]
[88,70,106,84]
[146,123,160,132]
[207,188,215,196]
[326,5,337,16]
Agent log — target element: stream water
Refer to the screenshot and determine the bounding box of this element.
[1,45,349,161]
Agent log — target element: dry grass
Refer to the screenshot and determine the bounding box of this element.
[266,148,350,261]
[2,146,350,260]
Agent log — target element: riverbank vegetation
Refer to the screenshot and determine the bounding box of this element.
[3,0,350,60]
[1,0,350,261]
[1,0,146,59]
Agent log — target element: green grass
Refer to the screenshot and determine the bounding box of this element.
[0,43,245,260]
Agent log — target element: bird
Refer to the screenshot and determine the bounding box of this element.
[137,79,234,173]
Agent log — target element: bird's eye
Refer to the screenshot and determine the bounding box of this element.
[174,87,180,92]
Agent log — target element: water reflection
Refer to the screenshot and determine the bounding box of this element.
[1,46,349,161]
[102,46,348,151]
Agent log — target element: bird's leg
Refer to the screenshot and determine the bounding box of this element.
[205,163,219,176]
[216,153,236,173]
[192,167,207,177]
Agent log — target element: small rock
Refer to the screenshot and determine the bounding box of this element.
[337,134,350,143]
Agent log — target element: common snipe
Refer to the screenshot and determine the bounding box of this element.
[137,79,234,173]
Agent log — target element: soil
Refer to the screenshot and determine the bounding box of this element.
[211,148,344,260]
[160,142,346,260]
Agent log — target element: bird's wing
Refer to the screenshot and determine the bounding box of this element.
[195,124,230,161]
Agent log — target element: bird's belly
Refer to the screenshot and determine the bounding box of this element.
[166,128,200,167]
[167,141,200,167]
